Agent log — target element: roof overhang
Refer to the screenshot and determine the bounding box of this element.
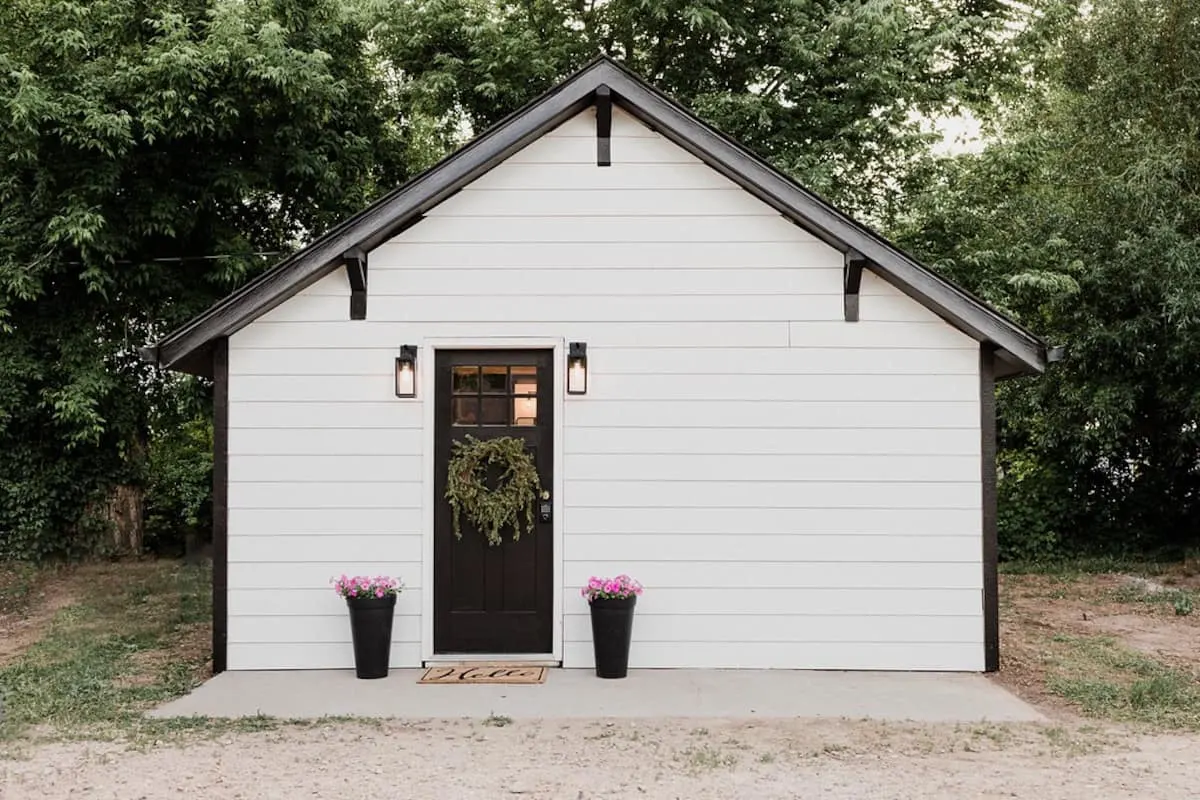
[149,56,1047,379]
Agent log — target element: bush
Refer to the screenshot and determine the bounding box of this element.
[143,417,212,557]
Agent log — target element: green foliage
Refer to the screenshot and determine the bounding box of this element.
[997,450,1073,561]
[144,406,213,555]
[445,435,541,546]
[370,0,1022,218]
[0,0,408,560]
[899,0,1200,558]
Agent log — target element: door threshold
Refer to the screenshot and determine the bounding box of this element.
[424,654,560,667]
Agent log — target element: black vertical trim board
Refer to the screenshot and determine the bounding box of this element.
[595,84,612,166]
[212,338,229,674]
[980,345,999,672]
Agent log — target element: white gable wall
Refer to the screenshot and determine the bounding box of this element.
[225,108,983,671]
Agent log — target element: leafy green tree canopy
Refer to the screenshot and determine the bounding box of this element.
[899,0,1200,557]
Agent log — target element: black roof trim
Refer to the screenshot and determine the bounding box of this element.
[153,56,1046,376]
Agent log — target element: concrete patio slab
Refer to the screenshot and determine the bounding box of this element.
[150,669,1044,722]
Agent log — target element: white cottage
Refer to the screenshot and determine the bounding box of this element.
[147,57,1047,674]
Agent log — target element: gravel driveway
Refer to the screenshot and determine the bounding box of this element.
[4,719,1196,799]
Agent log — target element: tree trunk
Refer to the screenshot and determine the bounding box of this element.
[106,483,145,554]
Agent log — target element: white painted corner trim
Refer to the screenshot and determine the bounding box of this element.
[418,337,567,662]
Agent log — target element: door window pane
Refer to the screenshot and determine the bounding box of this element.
[452,397,479,426]
[482,366,508,394]
[480,397,508,426]
[452,366,480,394]
[513,397,538,426]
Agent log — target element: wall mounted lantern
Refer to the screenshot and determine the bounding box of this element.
[395,345,417,398]
[567,342,588,395]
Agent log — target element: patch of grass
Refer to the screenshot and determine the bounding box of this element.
[0,560,212,745]
[482,713,513,728]
[756,751,776,764]
[1001,558,1171,577]
[1043,634,1200,731]
[1107,583,1197,615]
[677,744,737,771]
[0,562,42,616]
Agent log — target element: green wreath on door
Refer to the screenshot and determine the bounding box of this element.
[445,435,542,546]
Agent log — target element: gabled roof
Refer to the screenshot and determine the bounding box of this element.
[147,56,1047,378]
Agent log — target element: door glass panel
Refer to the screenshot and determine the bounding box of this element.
[511,366,537,395]
[481,366,508,394]
[452,397,479,426]
[452,366,480,394]
[513,397,538,426]
[480,397,508,425]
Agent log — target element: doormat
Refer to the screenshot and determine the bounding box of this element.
[419,665,547,685]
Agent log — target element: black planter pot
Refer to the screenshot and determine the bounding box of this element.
[346,594,396,679]
[588,595,637,678]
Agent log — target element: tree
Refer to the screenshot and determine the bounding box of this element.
[369,0,1023,218]
[898,0,1200,557]
[0,0,408,558]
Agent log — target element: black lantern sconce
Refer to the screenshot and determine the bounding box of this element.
[395,345,417,398]
[567,342,588,395]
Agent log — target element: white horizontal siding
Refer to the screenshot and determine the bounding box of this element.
[299,268,851,298]
[565,401,979,429]
[365,240,834,269]
[228,508,422,535]
[261,294,916,324]
[232,321,791,349]
[564,454,978,483]
[229,587,424,616]
[564,561,980,590]
[564,481,979,509]
[229,615,422,645]
[227,454,421,483]
[229,402,420,429]
[227,347,980,378]
[229,643,423,671]
[561,642,984,671]
[229,534,424,563]
[228,482,421,510]
[563,534,980,563]
[229,373,976,404]
[430,188,765,216]
[396,215,810,244]
[468,163,739,191]
[597,587,980,616]
[228,562,423,590]
[565,507,980,536]
[228,428,422,455]
[226,105,984,671]
[588,347,980,375]
[565,427,980,456]
[562,614,981,644]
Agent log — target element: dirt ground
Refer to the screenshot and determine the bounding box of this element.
[3,718,1199,799]
[4,567,1200,799]
[996,571,1200,714]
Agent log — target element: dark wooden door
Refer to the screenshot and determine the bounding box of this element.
[434,349,554,654]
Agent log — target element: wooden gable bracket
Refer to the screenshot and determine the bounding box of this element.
[844,251,867,322]
[595,84,613,167]
[344,248,368,320]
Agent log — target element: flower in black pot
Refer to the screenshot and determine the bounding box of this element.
[581,574,644,679]
[331,574,404,679]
